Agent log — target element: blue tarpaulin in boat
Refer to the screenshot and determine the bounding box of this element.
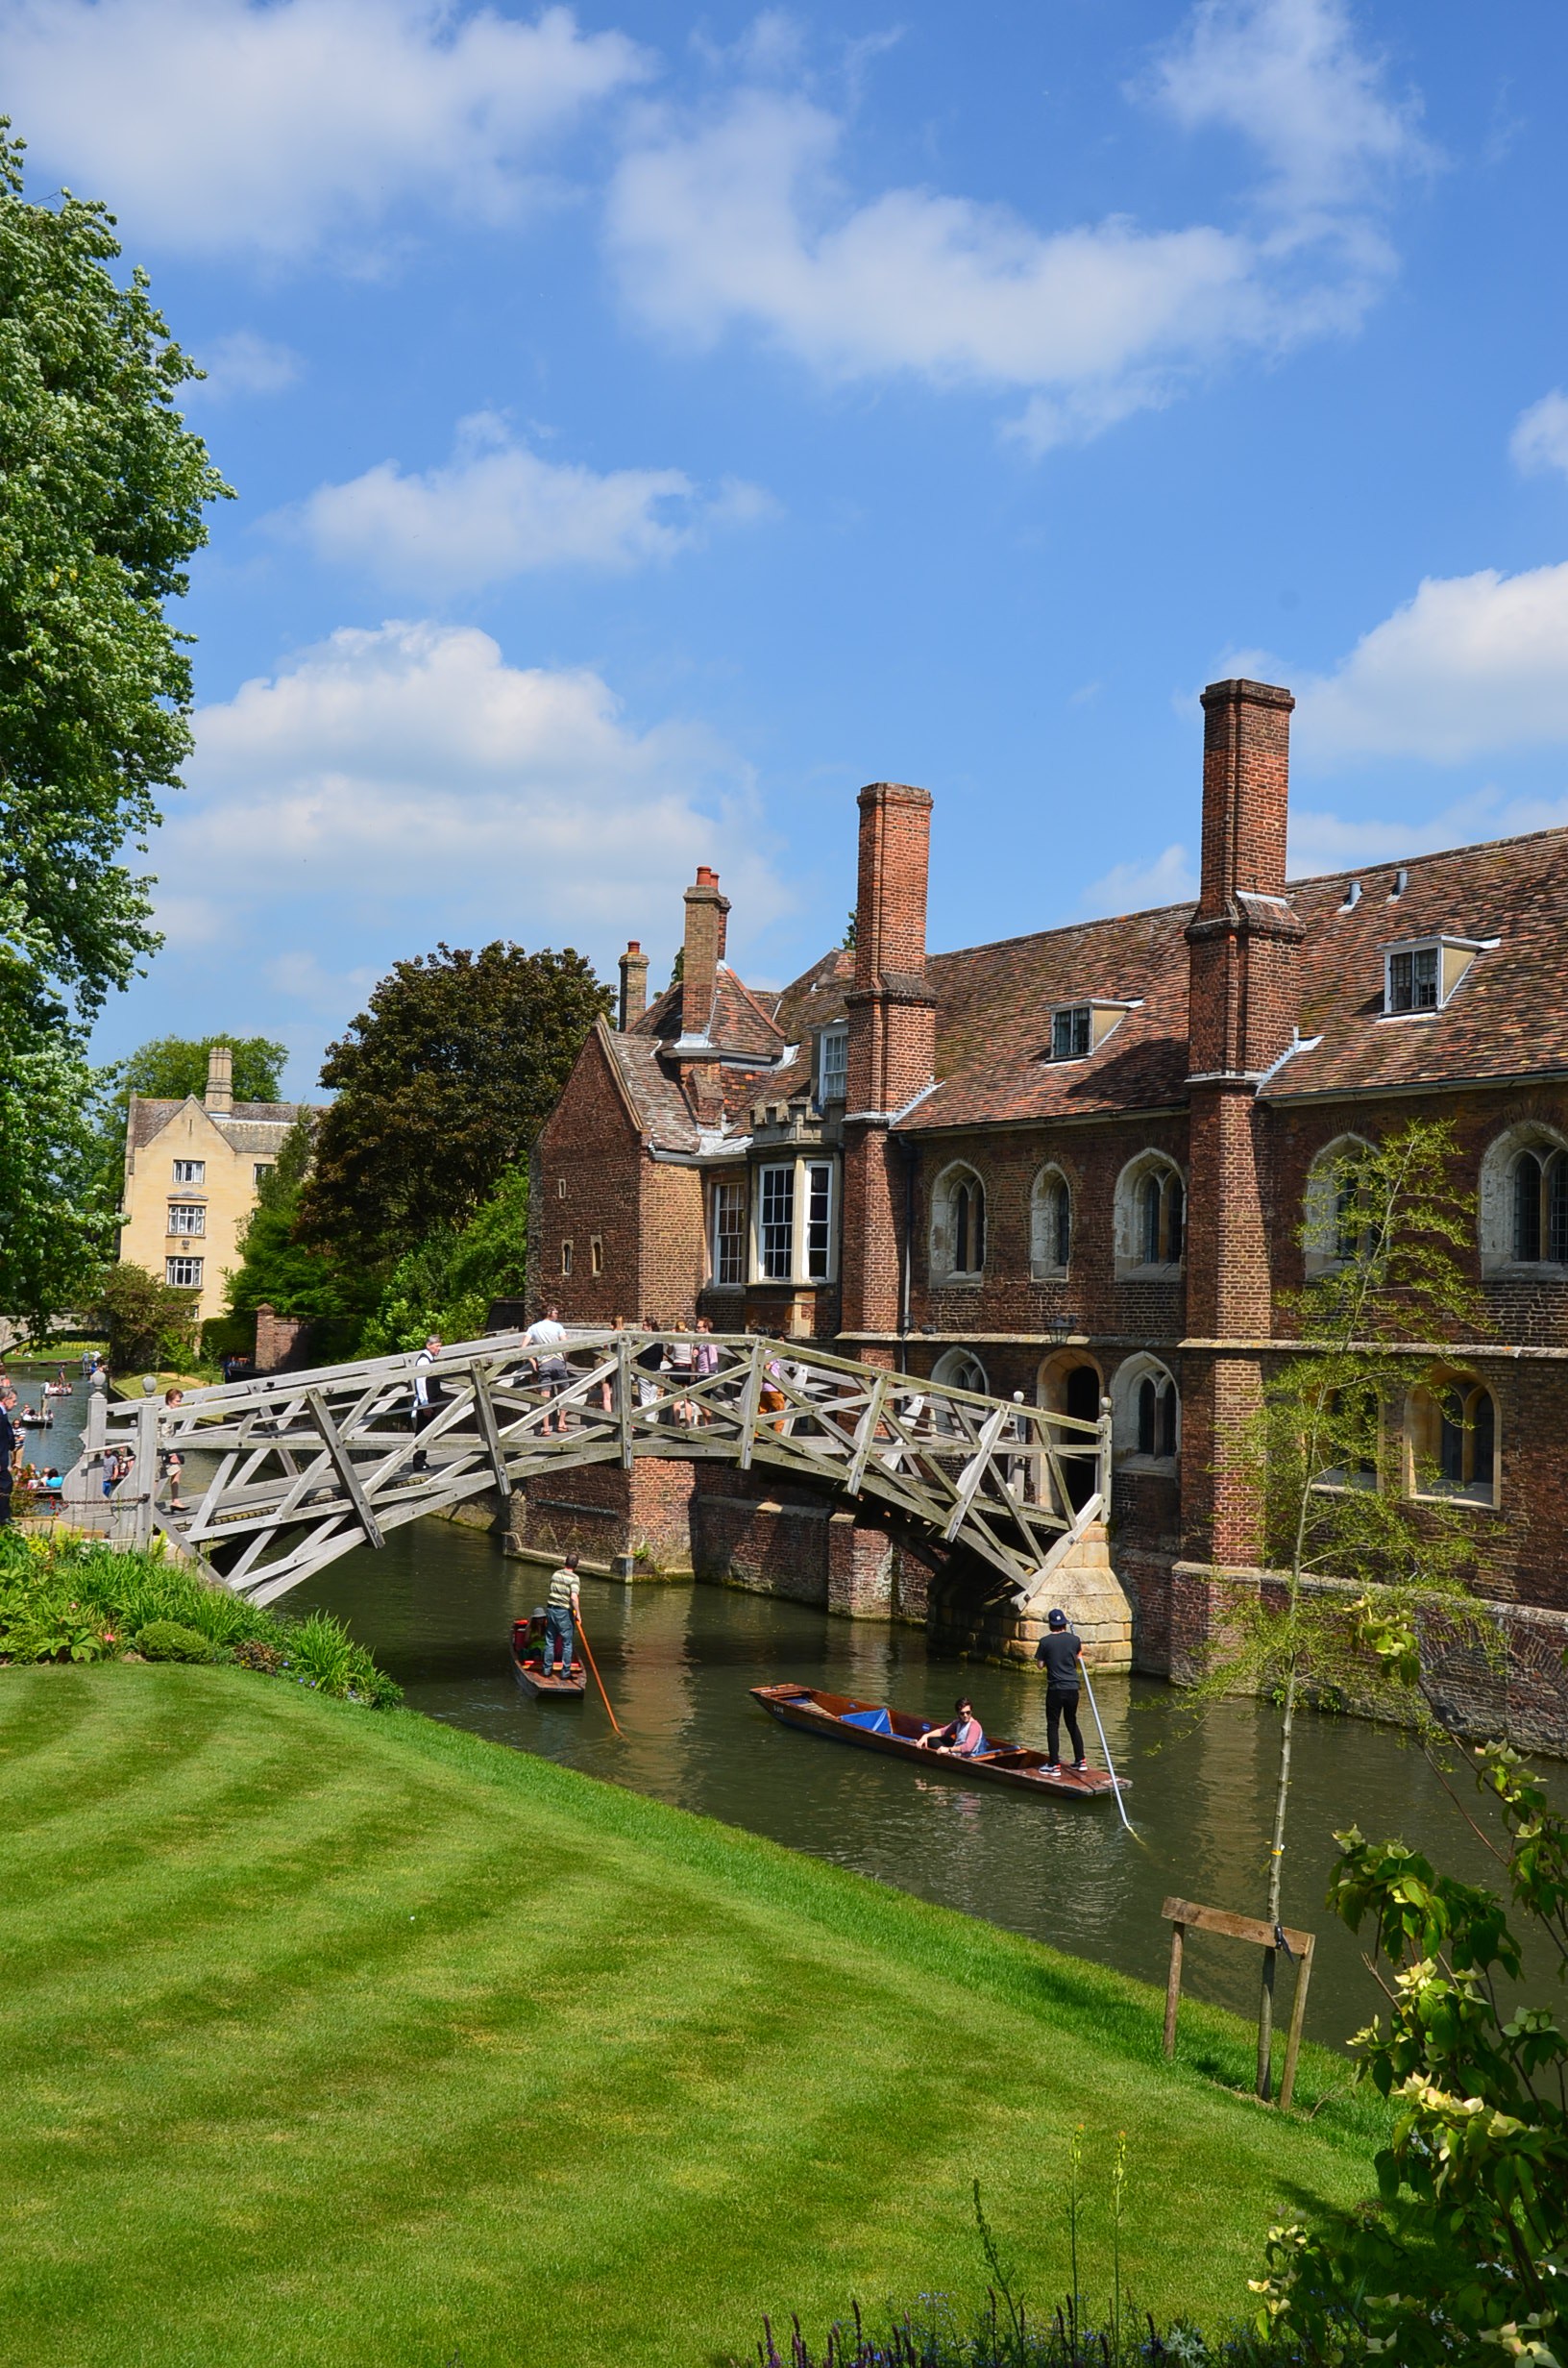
[841,1707,894,1734]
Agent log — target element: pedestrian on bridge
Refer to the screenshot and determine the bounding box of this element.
[544,1553,580,1680]
[1036,1608,1088,1775]
[523,1306,572,1435]
[411,1336,443,1472]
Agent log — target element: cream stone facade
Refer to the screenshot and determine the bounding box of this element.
[119,1047,322,1329]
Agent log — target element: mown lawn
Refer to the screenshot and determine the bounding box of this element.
[0,1665,1384,2368]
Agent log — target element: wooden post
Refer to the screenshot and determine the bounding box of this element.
[1161,1897,1316,2106]
[1164,1918,1186,2058]
[1258,1944,1278,2101]
[618,1335,633,1471]
[134,1394,159,1547]
[1278,1934,1316,2111]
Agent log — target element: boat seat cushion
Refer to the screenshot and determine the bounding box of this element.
[840,1707,894,1734]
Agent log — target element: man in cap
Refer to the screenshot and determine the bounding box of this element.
[1035,1606,1087,1774]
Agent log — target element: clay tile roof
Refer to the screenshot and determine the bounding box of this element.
[772,945,853,1042]
[127,1096,322,1156]
[1265,825,1568,1099]
[897,902,1194,1131]
[603,1033,701,1153]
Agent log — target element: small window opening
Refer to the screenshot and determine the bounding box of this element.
[560,1240,574,1276]
[1388,947,1439,1012]
[590,1236,603,1277]
[1051,1005,1091,1061]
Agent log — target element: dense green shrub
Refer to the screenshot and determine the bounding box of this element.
[135,1620,217,1664]
[0,1534,401,1707]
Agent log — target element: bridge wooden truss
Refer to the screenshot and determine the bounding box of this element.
[88,1331,1110,1608]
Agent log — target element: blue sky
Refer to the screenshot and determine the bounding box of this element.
[9,0,1568,1094]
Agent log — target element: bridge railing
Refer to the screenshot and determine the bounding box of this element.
[91,1330,1111,1605]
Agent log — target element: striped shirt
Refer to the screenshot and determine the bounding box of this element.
[548,1567,579,1612]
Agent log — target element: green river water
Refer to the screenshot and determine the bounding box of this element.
[289,1515,1560,2050]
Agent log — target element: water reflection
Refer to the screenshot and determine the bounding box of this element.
[287,1517,1557,2048]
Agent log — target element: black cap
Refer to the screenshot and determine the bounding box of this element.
[1047,1607,1067,1629]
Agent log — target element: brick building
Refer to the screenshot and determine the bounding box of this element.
[522,681,1568,1742]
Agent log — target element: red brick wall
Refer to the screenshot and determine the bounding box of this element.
[533,1027,647,1324]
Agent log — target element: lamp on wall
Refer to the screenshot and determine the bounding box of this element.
[1044,1313,1081,1346]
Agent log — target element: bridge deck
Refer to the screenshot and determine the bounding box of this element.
[86,1332,1110,1606]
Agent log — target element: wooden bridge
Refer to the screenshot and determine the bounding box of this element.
[83,1331,1110,1610]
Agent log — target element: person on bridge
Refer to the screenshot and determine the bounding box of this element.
[523,1306,572,1435]
[411,1336,444,1472]
[1036,1608,1088,1774]
[159,1388,189,1515]
[918,1698,988,1759]
[544,1552,580,1679]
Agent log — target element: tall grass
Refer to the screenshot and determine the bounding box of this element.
[0,1531,400,1705]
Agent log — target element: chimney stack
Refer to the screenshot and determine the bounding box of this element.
[205,1043,233,1115]
[845,783,936,1115]
[1186,680,1302,1080]
[618,941,649,1032]
[680,865,730,1042]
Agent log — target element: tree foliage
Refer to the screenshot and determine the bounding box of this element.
[91,1259,199,1372]
[0,124,230,1323]
[1184,1119,1492,2096]
[361,1163,528,1354]
[115,1034,287,1106]
[298,942,609,1270]
[1255,1744,1568,2362]
[225,1117,372,1335]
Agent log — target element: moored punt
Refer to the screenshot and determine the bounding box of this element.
[510,1616,586,1698]
[750,1684,1125,1801]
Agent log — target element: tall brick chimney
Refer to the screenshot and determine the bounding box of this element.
[618,941,649,1032]
[1183,679,1302,1568]
[680,866,729,1042]
[839,783,938,1351]
[204,1043,233,1115]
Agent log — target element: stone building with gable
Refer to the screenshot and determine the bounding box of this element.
[521,680,1568,1744]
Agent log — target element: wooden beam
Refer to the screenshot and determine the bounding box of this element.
[736,1338,764,1472]
[943,1404,1010,1542]
[1163,1919,1185,2058]
[1278,1936,1316,2111]
[469,1365,511,1494]
[844,1372,887,1498]
[305,1388,384,1550]
[1160,1895,1313,1958]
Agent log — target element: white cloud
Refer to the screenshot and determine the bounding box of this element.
[158,620,787,984]
[606,0,1426,451]
[1290,786,1568,877]
[189,331,305,400]
[1078,842,1198,917]
[282,412,774,591]
[1510,391,1568,481]
[1147,0,1429,215]
[1293,562,1568,766]
[3,0,647,261]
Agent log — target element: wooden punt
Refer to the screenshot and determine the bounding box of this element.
[511,1616,586,1698]
[749,1684,1125,1801]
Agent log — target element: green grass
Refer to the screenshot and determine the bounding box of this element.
[0,1666,1385,2368]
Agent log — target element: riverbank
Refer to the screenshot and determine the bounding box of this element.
[0,1663,1384,2367]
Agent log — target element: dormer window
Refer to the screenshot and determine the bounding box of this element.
[1052,1005,1091,1061]
[1043,999,1139,1063]
[818,1024,847,1103]
[1383,936,1494,1017]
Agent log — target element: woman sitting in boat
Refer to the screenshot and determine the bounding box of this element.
[918,1697,987,1759]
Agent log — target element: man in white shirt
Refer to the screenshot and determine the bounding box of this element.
[411,1335,442,1471]
[522,1306,571,1435]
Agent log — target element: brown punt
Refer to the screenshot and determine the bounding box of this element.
[749,1684,1124,1801]
[511,1616,586,1698]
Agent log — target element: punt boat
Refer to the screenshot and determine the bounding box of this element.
[749,1683,1125,1801]
[510,1615,586,1698]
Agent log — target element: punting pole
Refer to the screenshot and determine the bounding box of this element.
[1078,1660,1134,1835]
[573,1613,623,1738]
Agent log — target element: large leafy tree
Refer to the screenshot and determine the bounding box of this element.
[0,124,230,1322]
[298,942,610,1270]
[225,1117,373,1337]
[115,1035,288,1106]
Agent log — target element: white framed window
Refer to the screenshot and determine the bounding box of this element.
[712,1179,746,1287]
[165,1256,203,1288]
[818,1025,847,1103]
[1051,1005,1090,1061]
[759,1166,795,1280]
[171,1159,205,1186]
[253,1163,274,1188]
[750,1160,839,1285]
[1383,936,1491,1017]
[166,1204,207,1237]
[805,1160,833,1280]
